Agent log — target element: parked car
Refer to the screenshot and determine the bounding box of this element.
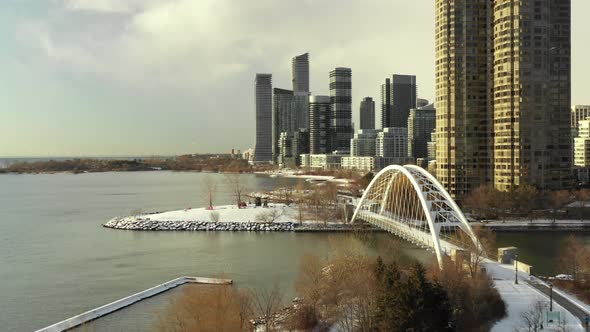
[555,274,574,281]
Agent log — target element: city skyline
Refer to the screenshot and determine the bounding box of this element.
[2,0,590,157]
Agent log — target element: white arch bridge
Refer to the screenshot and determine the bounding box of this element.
[351,165,483,269]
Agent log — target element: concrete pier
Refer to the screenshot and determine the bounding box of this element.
[35,276,232,332]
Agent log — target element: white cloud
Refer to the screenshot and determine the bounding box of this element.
[61,0,159,13]
[12,0,438,153]
[21,0,435,95]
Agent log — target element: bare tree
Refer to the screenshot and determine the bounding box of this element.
[306,183,338,226]
[559,235,590,281]
[511,184,540,215]
[549,190,571,222]
[205,175,217,209]
[454,225,496,279]
[295,253,326,314]
[155,284,253,332]
[226,173,245,208]
[294,182,307,225]
[514,300,546,332]
[574,189,590,221]
[255,209,284,223]
[251,282,285,332]
[462,185,494,218]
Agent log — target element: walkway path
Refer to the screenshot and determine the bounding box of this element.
[484,260,586,331]
[528,280,590,331]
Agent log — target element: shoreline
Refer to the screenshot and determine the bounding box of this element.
[103,220,383,233]
[473,218,590,232]
[103,204,383,233]
[103,204,590,234]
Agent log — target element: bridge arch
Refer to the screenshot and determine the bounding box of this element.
[351,165,482,268]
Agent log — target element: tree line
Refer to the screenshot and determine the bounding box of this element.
[2,155,264,174]
[461,184,590,221]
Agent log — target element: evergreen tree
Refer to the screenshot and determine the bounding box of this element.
[374,260,453,332]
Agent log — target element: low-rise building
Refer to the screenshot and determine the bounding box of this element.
[341,156,414,172]
[341,156,375,172]
[574,120,590,167]
[300,154,344,169]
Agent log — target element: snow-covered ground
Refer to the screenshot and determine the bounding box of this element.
[484,219,590,226]
[139,204,299,223]
[256,169,355,183]
[133,203,341,225]
[484,260,586,331]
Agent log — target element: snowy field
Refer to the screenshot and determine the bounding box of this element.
[485,261,586,331]
[139,204,301,223]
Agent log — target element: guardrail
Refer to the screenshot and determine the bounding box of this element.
[35,276,232,332]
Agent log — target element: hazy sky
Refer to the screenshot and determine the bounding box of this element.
[1,0,589,157]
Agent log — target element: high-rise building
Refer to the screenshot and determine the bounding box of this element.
[408,104,436,159]
[278,129,310,168]
[330,67,353,152]
[491,0,571,191]
[377,127,408,158]
[272,88,295,162]
[381,78,392,128]
[253,74,273,163]
[427,130,436,161]
[292,53,310,94]
[435,0,490,197]
[574,120,590,167]
[435,0,572,196]
[391,74,417,128]
[359,97,375,130]
[293,93,309,130]
[309,95,332,154]
[350,129,379,157]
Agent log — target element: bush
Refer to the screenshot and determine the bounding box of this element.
[255,209,283,223]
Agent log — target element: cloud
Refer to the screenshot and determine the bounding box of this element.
[19,0,435,95]
[61,0,159,13]
[11,0,437,153]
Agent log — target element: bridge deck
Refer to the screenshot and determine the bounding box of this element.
[358,211,462,257]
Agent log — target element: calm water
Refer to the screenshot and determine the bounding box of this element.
[0,171,429,332]
[0,171,589,331]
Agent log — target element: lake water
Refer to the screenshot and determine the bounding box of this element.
[0,171,589,331]
[0,171,429,331]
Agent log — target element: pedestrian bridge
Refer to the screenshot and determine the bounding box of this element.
[351,164,483,268]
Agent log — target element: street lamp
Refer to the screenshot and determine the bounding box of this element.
[514,253,520,285]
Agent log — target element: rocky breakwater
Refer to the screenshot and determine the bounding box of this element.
[103,216,296,232]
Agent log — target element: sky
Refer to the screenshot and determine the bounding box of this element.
[1,0,589,157]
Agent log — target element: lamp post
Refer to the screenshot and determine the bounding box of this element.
[549,283,554,311]
[514,253,519,285]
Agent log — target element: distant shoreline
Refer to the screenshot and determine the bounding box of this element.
[0,155,268,175]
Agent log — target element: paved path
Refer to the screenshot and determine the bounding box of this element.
[528,280,590,331]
